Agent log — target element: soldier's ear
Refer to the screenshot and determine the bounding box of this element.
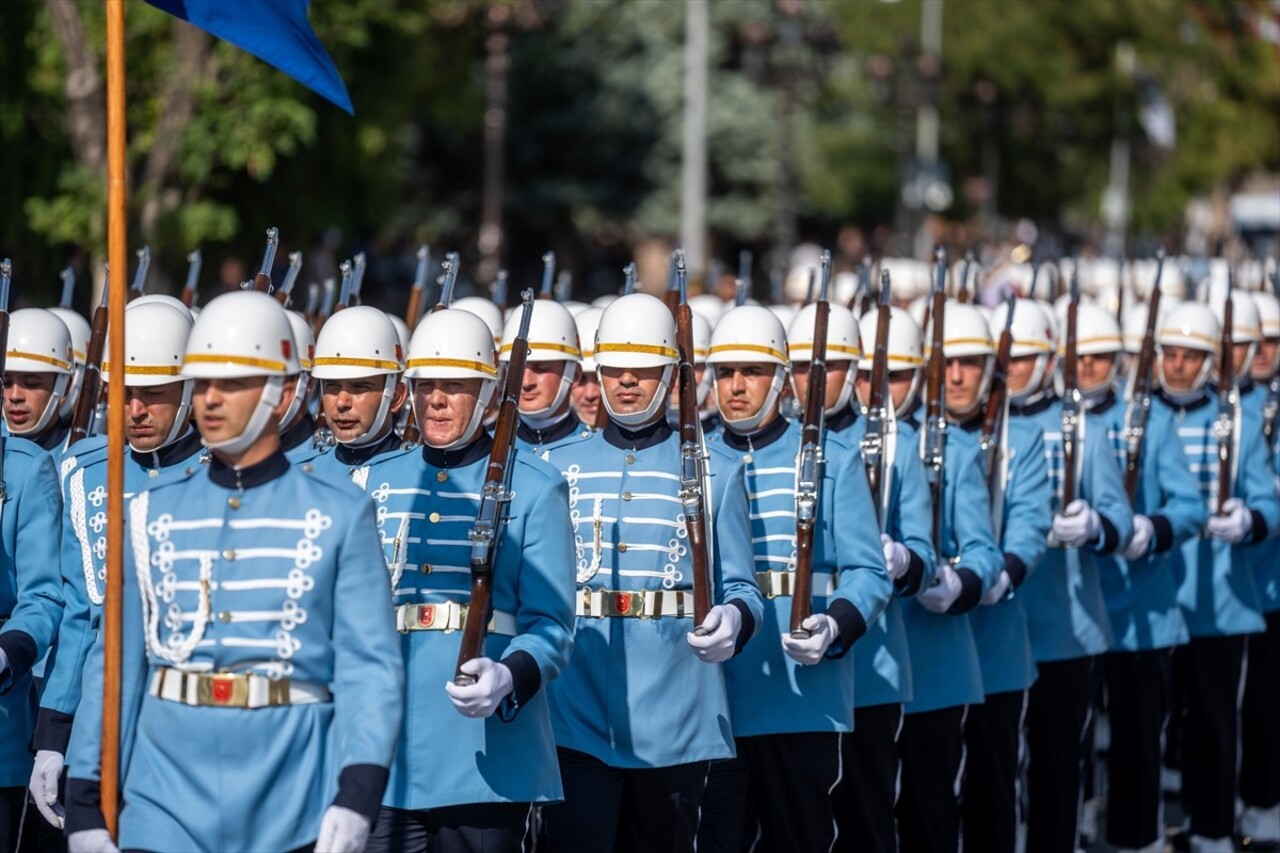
[272,379,297,420]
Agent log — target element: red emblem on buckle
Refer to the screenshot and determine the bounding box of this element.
[614,593,632,615]
[212,679,233,704]
[418,604,436,628]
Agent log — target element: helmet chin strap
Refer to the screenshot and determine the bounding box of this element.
[518,363,577,420]
[602,365,674,428]
[128,380,195,454]
[719,366,786,435]
[338,374,400,448]
[1157,357,1213,405]
[203,376,284,456]
[1009,355,1049,405]
[425,380,497,451]
[59,366,85,420]
[10,373,71,438]
[893,371,924,419]
[277,373,310,435]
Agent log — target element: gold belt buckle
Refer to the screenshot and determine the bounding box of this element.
[610,591,641,617]
[199,673,248,707]
[416,604,437,630]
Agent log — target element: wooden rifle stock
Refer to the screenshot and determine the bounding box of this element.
[923,251,948,551]
[980,297,1015,488]
[67,287,110,447]
[791,250,832,636]
[673,251,713,628]
[454,289,536,683]
[861,270,892,525]
[1123,252,1165,501]
[1060,264,1082,509]
[1215,273,1236,514]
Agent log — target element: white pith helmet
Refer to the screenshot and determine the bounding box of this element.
[5,307,75,437]
[451,296,504,348]
[279,309,315,432]
[499,299,581,419]
[1156,302,1220,398]
[788,302,860,416]
[857,306,924,417]
[48,307,91,421]
[988,298,1055,402]
[404,308,499,450]
[574,308,604,373]
[104,301,194,450]
[311,306,404,447]
[706,305,789,433]
[593,293,677,427]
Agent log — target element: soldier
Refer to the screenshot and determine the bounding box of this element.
[942,302,1053,853]
[362,307,575,852]
[695,305,890,851]
[1060,302,1206,852]
[569,307,604,427]
[536,292,764,852]
[310,306,408,480]
[897,305,1004,853]
[998,297,1133,853]
[62,290,403,853]
[500,299,589,459]
[3,308,76,452]
[278,309,330,464]
[1152,303,1278,852]
[28,301,208,831]
[48,306,93,437]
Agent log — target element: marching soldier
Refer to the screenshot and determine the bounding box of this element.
[500,299,589,459]
[695,305,890,851]
[1152,302,1279,851]
[48,306,93,435]
[537,292,764,852]
[569,307,604,427]
[63,290,403,852]
[279,309,330,464]
[4,307,76,453]
[361,307,576,852]
[943,301,1053,853]
[29,301,208,831]
[999,297,1133,853]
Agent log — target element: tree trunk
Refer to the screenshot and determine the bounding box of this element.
[476,6,510,289]
[44,0,107,175]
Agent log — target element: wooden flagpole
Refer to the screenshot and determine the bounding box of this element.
[103,0,127,838]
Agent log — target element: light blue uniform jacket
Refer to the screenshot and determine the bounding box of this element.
[1011,396,1134,662]
[1240,381,1280,612]
[544,420,765,768]
[709,418,892,736]
[0,438,63,787]
[65,452,403,852]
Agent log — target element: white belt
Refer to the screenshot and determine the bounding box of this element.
[755,571,836,600]
[394,601,517,635]
[575,588,695,618]
[148,667,329,709]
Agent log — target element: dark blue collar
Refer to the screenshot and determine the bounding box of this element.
[36,420,71,452]
[1155,388,1212,413]
[130,428,203,470]
[209,448,290,490]
[826,406,857,434]
[956,414,983,433]
[1010,393,1056,417]
[422,430,493,469]
[336,429,403,466]
[517,413,581,447]
[721,412,790,451]
[280,413,316,454]
[1086,389,1118,415]
[603,418,672,451]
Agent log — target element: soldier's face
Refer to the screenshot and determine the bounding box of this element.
[1252,338,1279,380]
[193,376,293,448]
[412,377,483,447]
[1078,352,1116,393]
[792,360,851,410]
[945,356,987,418]
[3,371,58,432]
[521,361,575,414]
[321,376,406,443]
[854,369,917,411]
[125,381,186,450]
[1005,355,1040,394]
[570,370,601,424]
[1159,346,1209,392]
[600,365,666,419]
[1230,342,1252,380]
[715,362,779,426]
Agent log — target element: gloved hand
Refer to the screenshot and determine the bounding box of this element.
[0,646,8,678]
[687,603,742,664]
[444,657,513,719]
[1052,499,1101,548]
[67,829,120,853]
[981,571,1011,606]
[780,614,839,665]
[315,805,372,853]
[918,563,962,614]
[1207,498,1253,544]
[1123,514,1156,560]
[880,534,911,581]
[29,749,65,828]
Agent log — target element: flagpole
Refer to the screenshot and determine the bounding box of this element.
[103,0,127,839]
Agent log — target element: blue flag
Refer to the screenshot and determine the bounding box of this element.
[144,0,353,114]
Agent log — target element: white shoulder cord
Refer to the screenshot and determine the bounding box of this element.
[132,493,212,665]
[69,469,103,606]
[576,497,604,584]
[388,513,411,590]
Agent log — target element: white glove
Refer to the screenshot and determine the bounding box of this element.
[1052,499,1101,548]
[315,805,372,853]
[918,563,962,614]
[981,571,1011,606]
[29,749,65,828]
[67,829,120,853]
[686,603,742,664]
[880,534,911,581]
[0,646,8,677]
[444,657,513,719]
[780,614,839,666]
[1207,497,1253,544]
[1123,514,1156,560]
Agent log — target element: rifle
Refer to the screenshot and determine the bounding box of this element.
[673,250,714,629]
[311,277,337,338]
[664,251,681,316]
[302,283,321,326]
[180,249,201,308]
[849,256,871,316]
[276,251,302,308]
[332,260,354,315]
[1122,251,1165,501]
[59,266,76,309]
[862,269,893,529]
[405,245,430,331]
[67,271,110,447]
[1060,261,1082,510]
[1214,270,1237,514]
[804,268,817,306]
[127,246,150,302]
[252,227,279,293]
[980,296,1016,487]
[454,288,536,685]
[538,251,555,300]
[1264,264,1280,445]
[0,261,11,506]
[434,253,459,313]
[792,250,832,636]
[350,252,367,306]
[923,249,948,551]
[957,252,974,304]
[622,262,638,296]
